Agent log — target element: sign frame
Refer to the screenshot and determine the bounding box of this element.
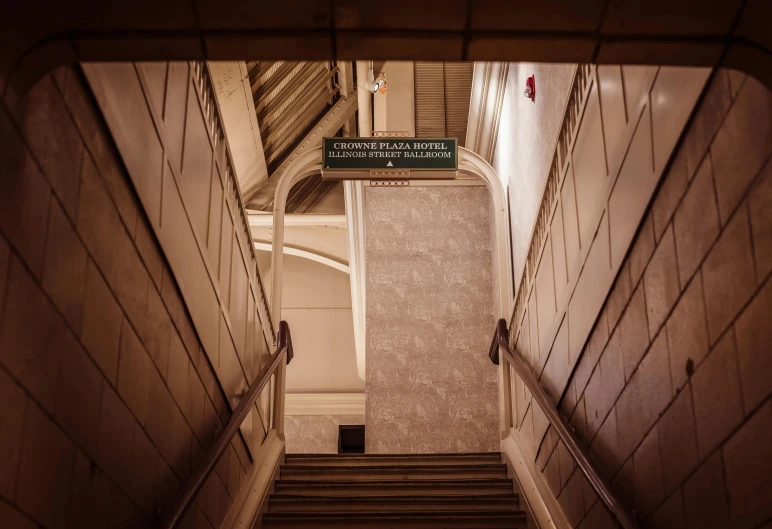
[321,137,459,180]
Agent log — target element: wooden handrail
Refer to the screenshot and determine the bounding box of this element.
[157,321,294,529]
[490,319,640,529]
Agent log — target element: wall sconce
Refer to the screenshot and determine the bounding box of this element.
[525,75,536,102]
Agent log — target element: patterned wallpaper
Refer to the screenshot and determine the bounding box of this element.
[365,186,499,453]
[284,415,365,454]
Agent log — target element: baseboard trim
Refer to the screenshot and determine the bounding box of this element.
[285,393,366,416]
[221,430,284,529]
[501,430,570,529]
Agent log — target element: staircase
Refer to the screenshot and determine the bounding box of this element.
[261,452,529,528]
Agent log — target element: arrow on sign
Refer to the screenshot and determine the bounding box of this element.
[387,161,393,167]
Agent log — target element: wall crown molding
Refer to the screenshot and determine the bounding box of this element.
[466,62,509,163]
[285,393,366,416]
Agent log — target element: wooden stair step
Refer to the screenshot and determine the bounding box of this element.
[262,511,527,528]
[268,493,520,513]
[273,478,515,496]
[279,464,508,481]
[283,453,502,467]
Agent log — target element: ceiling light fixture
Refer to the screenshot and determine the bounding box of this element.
[364,60,385,93]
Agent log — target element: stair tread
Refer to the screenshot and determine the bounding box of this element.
[270,494,517,501]
[282,462,507,470]
[276,478,512,485]
[268,494,521,514]
[266,454,526,528]
[286,452,500,458]
[285,452,501,464]
[284,453,502,466]
[281,464,507,475]
[275,478,514,489]
[264,511,526,519]
[280,464,507,482]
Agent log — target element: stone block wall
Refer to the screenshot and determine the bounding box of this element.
[532,70,771,528]
[0,66,257,529]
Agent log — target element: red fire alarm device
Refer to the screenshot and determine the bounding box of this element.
[525,75,536,101]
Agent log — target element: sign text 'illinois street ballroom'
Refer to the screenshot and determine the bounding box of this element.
[323,138,458,171]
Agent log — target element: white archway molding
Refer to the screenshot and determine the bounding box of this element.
[270,147,513,319]
[270,146,514,436]
[253,241,350,274]
[456,148,514,320]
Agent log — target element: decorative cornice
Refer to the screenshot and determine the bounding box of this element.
[370,180,410,187]
[373,130,411,137]
[285,393,366,416]
[369,169,410,178]
[466,62,509,163]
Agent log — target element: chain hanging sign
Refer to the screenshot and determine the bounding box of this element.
[322,137,458,180]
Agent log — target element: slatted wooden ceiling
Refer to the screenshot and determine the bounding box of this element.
[246,60,343,212]
[245,61,474,212]
[414,62,474,146]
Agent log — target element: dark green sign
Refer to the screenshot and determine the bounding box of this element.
[323,138,458,171]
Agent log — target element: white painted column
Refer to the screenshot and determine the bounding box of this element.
[346,61,374,381]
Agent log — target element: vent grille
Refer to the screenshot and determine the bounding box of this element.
[414,62,473,144]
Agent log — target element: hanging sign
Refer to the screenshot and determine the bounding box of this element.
[322,137,458,179]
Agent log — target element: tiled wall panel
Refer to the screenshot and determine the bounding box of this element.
[181,85,215,244]
[84,61,274,460]
[508,66,710,446]
[535,239,557,358]
[528,289,540,368]
[0,66,255,528]
[567,214,611,359]
[550,202,569,306]
[608,109,656,269]
[597,65,627,164]
[519,69,772,529]
[561,165,582,279]
[572,82,608,246]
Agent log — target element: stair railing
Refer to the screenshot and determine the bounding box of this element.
[489,318,639,529]
[156,321,294,529]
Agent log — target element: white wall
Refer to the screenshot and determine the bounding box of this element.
[257,252,363,393]
[493,63,577,289]
[373,61,416,134]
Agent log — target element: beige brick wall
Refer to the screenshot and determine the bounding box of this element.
[0,66,257,529]
[535,70,771,528]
